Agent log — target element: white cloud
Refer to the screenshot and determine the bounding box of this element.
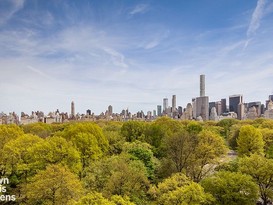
[247,0,266,37]
[103,47,128,68]
[129,4,149,15]
[145,40,160,49]
[27,65,54,80]
[0,0,25,25]
[142,30,170,49]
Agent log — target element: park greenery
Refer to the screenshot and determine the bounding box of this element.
[1,117,273,204]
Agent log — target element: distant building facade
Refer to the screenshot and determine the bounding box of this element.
[157,105,162,116]
[229,95,243,119]
[163,98,168,112]
[221,98,227,113]
[194,75,209,121]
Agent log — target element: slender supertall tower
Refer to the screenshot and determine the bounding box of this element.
[71,101,75,118]
[195,74,209,120]
[163,98,168,112]
[200,74,205,97]
[172,95,176,111]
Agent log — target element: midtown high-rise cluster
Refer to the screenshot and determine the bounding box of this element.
[1,75,273,125]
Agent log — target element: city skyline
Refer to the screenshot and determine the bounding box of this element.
[1,0,273,115]
[2,91,273,117]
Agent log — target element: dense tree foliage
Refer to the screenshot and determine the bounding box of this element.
[25,164,83,205]
[187,130,227,182]
[201,171,258,205]
[216,118,238,138]
[123,141,157,180]
[260,128,273,158]
[58,123,109,172]
[31,136,82,174]
[1,119,273,204]
[227,124,242,149]
[239,154,273,205]
[165,128,227,182]
[0,124,24,150]
[22,122,52,138]
[120,121,146,142]
[1,134,44,176]
[83,154,149,204]
[237,125,264,156]
[150,173,214,205]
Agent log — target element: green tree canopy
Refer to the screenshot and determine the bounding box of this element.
[239,154,273,205]
[144,123,166,157]
[122,141,157,180]
[261,119,273,129]
[186,121,203,135]
[150,173,213,205]
[26,164,83,205]
[84,155,149,205]
[104,157,149,204]
[227,124,242,150]
[104,130,125,155]
[22,122,52,138]
[120,121,146,142]
[260,128,273,158]
[236,125,264,157]
[165,128,195,173]
[0,124,24,150]
[110,195,136,205]
[187,130,227,182]
[216,118,239,138]
[75,193,136,205]
[154,117,184,136]
[75,192,115,205]
[58,122,109,170]
[103,122,124,155]
[30,136,82,175]
[1,134,43,176]
[201,171,259,205]
[164,129,227,182]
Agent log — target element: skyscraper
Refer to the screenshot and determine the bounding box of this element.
[86,109,91,115]
[172,95,177,118]
[178,106,183,116]
[153,110,156,118]
[209,102,216,116]
[71,101,75,118]
[108,105,113,116]
[229,95,243,116]
[195,75,209,120]
[215,101,222,115]
[192,98,196,119]
[266,95,273,110]
[157,105,162,116]
[196,96,209,120]
[221,98,227,113]
[172,95,176,111]
[163,98,168,112]
[200,74,205,97]
[238,102,245,120]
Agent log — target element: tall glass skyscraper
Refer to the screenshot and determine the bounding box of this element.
[229,95,243,115]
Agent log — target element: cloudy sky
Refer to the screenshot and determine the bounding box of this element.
[1,0,273,115]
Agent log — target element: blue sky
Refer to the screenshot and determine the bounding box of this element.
[1,0,273,115]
